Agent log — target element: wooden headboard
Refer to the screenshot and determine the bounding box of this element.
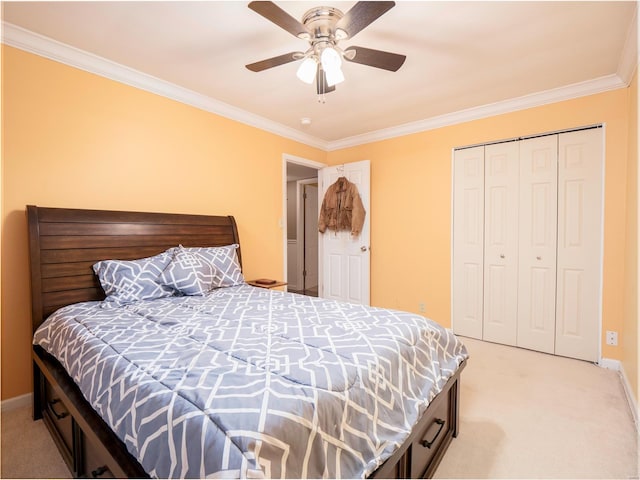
[27,205,241,332]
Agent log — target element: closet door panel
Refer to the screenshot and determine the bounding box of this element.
[483,142,519,345]
[452,146,484,339]
[555,129,603,362]
[517,136,558,354]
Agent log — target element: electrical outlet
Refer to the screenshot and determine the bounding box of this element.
[419,302,426,313]
[606,330,618,346]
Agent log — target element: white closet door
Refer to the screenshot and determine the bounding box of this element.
[517,135,558,353]
[483,142,519,345]
[555,129,603,362]
[452,146,484,339]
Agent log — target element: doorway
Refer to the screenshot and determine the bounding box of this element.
[283,156,371,303]
[297,180,319,296]
[284,156,323,297]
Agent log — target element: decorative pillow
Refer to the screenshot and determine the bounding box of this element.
[93,249,176,305]
[159,244,244,295]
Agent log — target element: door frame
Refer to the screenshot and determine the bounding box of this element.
[297,178,319,293]
[282,154,326,292]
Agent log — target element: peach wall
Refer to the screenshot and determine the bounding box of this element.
[327,88,631,362]
[2,44,636,402]
[623,70,638,401]
[0,46,326,400]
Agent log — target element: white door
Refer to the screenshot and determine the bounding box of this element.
[555,128,603,362]
[452,146,485,339]
[303,183,319,291]
[483,142,519,346]
[517,135,558,354]
[320,160,370,305]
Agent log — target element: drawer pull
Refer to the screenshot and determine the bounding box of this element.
[48,399,69,420]
[421,418,445,449]
[91,466,109,478]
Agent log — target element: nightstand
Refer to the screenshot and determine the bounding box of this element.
[247,279,287,289]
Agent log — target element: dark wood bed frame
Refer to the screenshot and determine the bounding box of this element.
[27,205,465,479]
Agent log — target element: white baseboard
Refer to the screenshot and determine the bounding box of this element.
[1,393,32,413]
[599,357,639,432]
[598,357,621,370]
[619,363,640,432]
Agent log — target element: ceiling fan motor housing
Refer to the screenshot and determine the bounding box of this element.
[301,6,346,53]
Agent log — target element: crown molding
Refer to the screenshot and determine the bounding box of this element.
[2,21,633,153]
[326,74,627,151]
[1,22,329,151]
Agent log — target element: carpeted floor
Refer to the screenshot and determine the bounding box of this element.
[1,337,638,479]
[1,404,71,478]
[434,338,639,479]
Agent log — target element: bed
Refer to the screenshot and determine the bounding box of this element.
[27,205,468,479]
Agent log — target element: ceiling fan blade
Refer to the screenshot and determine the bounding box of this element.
[246,52,303,72]
[316,66,336,95]
[248,1,310,39]
[343,46,406,72]
[335,1,395,40]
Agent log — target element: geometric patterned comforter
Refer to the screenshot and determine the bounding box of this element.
[33,284,468,479]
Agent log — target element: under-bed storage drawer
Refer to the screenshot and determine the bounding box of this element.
[34,348,149,479]
[409,391,451,478]
[40,376,115,478]
[369,372,462,479]
[81,435,115,479]
[42,377,76,470]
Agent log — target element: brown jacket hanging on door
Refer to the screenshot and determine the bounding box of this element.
[318,176,366,236]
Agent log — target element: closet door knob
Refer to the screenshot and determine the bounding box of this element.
[500,254,505,259]
[361,246,368,252]
[536,256,542,260]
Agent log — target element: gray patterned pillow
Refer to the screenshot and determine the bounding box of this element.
[159,244,244,296]
[93,249,176,305]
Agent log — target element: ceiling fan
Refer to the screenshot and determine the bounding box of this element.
[245,1,406,98]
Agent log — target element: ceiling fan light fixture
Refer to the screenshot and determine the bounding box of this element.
[296,57,317,84]
[320,46,344,86]
[335,28,348,41]
[325,65,345,87]
[320,46,342,70]
[246,2,405,99]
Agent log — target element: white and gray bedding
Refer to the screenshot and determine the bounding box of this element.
[33,284,468,479]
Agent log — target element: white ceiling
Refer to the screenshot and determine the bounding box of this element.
[2,1,638,149]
